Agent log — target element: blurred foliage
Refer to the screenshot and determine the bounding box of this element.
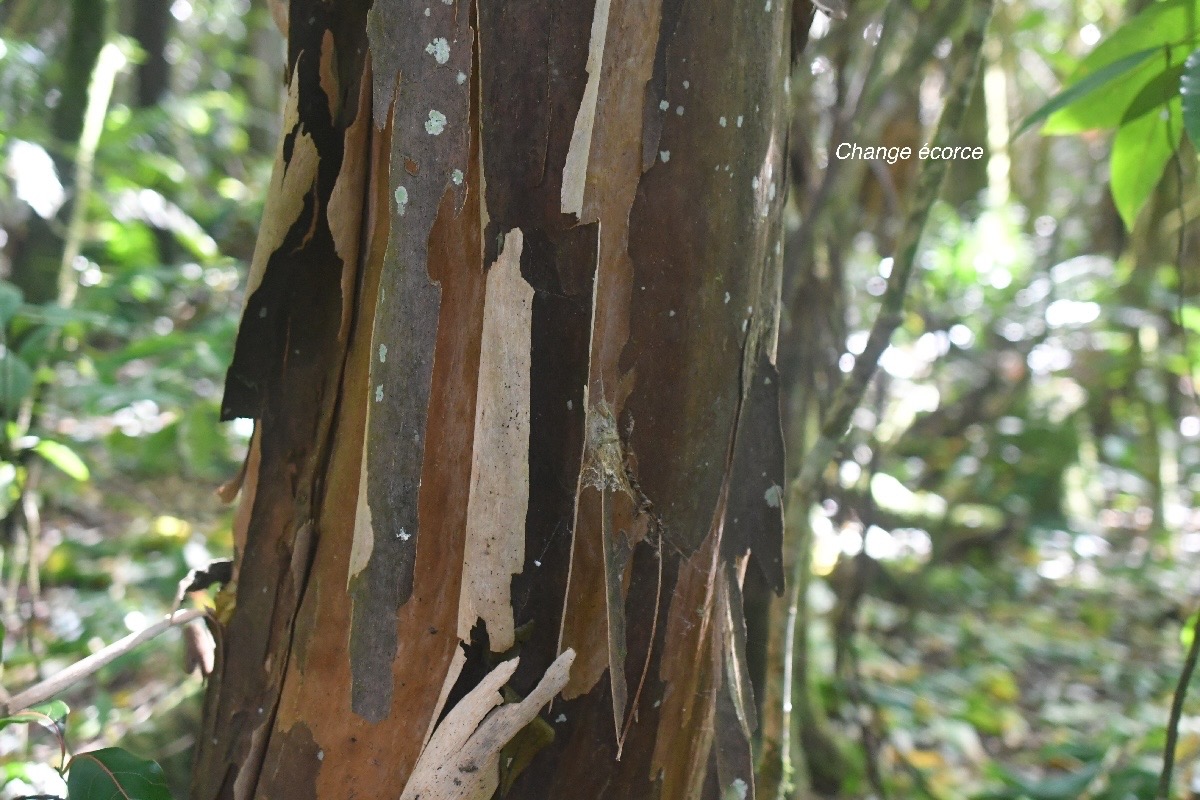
[782,0,1200,798]
[0,0,279,795]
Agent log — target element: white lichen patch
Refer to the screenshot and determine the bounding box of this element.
[765,484,784,508]
[724,292,731,304]
[451,168,464,185]
[751,177,760,190]
[379,343,387,363]
[675,105,684,116]
[731,778,749,800]
[659,150,670,163]
[425,109,448,135]
[659,99,669,111]
[456,71,467,85]
[425,37,450,64]
[768,182,777,201]
[682,80,690,89]
[375,384,384,402]
[737,114,744,127]
[424,7,430,15]
[394,185,409,215]
[719,116,727,127]
[398,527,411,541]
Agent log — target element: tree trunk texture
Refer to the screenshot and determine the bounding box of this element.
[192,1,790,798]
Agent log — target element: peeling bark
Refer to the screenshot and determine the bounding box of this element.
[193,0,790,798]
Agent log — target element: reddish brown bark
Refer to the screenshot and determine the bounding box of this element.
[192,1,790,798]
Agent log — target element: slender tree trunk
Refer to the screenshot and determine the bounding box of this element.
[192,1,790,798]
[131,0,170,107]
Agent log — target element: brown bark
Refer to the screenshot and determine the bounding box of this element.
[192,1,789,798]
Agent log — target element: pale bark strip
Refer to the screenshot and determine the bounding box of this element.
[458,228,533,650]
[401,650,575,800]
[327,53,372,341]
[240,69,316,310]
[423,645,468,752]
[560,0,613,217]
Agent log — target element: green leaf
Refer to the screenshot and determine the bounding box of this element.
[66,748,173,800]
[1000,760,1105,800]
[1110,96,1182,229]
[0,700,70,733]
[34,440,90,482]
[1044,0,1200,134]
[1120,61,1185,124]
[1183,48,1200,147]
[1015,47,1158,137]
[0,282,24,328]
[0,351,34,413]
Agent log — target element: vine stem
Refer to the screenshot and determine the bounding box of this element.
[1160,609,1200,797]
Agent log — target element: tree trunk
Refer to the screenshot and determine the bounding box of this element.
[192,1,790,798]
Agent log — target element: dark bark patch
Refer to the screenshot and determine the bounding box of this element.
[723,351,786,593]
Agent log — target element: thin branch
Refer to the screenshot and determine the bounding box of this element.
[1159,608,1200,798]
[2,608,205,717]
[794,0,996,495]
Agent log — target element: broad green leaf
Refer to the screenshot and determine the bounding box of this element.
[1044,0,1200,134]
[0,700,70,733]
[34,440,90,482]
[0,282,23,328]
[0,351,34,413]
[1015,48,1158,137]
[1006,761,1104,800]
[66,748,173,800]
[1110,96,1182,229]
[1183,48,1200,147]
[1120,61,1185,124]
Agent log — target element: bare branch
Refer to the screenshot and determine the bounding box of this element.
[2,608,205,716]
